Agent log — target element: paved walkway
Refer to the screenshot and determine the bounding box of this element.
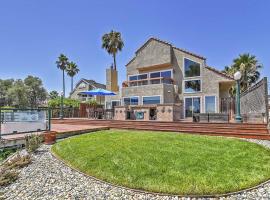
[1,139,270,199]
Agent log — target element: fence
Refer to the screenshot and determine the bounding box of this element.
[51,107,80,118]
[0,108,51,137]
[240,77,268,123]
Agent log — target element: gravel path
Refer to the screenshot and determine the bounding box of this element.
[1,139,270,200]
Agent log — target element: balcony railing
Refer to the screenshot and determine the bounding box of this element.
[122,77,175,87]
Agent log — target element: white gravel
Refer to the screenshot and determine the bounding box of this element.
[1,139,270,200]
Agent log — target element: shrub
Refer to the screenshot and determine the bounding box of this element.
[25,134,43,153]
[0,169,18,186]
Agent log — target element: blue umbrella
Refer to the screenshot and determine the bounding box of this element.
[80,88,116,105]
[80,88,116,96]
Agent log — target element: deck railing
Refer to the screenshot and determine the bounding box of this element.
[122,77,175,87]
[0,107,51,137]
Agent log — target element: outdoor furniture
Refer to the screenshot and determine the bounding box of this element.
[86,107,95,119]
[193,113,230,123]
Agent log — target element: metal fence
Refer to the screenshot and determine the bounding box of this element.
[0,108,51,137]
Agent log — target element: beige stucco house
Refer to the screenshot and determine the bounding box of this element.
[105,38,234,121]
[70,78,106,104]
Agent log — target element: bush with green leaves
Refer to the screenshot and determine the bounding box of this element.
[48,97,80,108]
[25,134,43,153]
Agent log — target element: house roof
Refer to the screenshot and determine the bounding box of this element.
[126,37,206,66]
[205,66,234,80]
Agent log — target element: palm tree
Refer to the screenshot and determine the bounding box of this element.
[102,30,124,70]
[66,61,79,92]
[223,53,262,92]
[56,54,69,97]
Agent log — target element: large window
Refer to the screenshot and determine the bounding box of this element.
[184,80,201,93]
[184,58,200,77]
[205,96,216,113]
[143,96,161,105]
[150,70,172,84]
[129,74,148,86]
[123,97,139,106]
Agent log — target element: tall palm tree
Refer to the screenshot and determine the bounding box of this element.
[102,30,124,70]
[223,53,262,92]
[56,54,69,97]
[66,61,79,92]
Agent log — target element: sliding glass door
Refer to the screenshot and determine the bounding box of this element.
[185,97,201,118]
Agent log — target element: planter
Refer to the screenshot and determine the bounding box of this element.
[44,131,57,145]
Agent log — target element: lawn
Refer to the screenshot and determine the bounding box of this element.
[51,130,270,195]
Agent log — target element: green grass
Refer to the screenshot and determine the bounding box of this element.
[52,130,270,195]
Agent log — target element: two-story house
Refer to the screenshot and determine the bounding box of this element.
[70,78,106,104]
[105,38,235,121]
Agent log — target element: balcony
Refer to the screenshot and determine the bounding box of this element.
[122,77,175,88]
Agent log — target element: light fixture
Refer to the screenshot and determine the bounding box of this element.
[234,71,242,81]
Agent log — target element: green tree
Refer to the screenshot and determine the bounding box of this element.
[49,90,59,100]
[102,30,124,70]
[24,76,47,107]
[223,53,263,93]
[56,54,69,97]
[66,61,79,92]
[7,79,28,108]
[0,79,14,106]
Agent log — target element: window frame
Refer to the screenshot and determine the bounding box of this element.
[183,57,202,78]
[183,96,202,118]
[183,79,202,93]
[204,95,217,113]
[122,96,139,106]
[142,95,162,105]
[127,69,173,87]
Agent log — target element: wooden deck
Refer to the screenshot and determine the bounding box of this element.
[52,118,270,140]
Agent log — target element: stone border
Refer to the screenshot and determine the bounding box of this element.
[50,142,270,199]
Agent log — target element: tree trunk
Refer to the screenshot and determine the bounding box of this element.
[62,69,65,98]
[71,76,73,93]
[113,53,116,70]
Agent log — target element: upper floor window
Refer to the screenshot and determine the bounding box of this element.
[123,97,139,106]
[184,58,201,77]
[129,74,148,86]
[150,70,172,84]
[184,80,201,93]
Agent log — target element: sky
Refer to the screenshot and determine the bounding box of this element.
[0,0,269,94]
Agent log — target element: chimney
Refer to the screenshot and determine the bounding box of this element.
[106,66,119,92]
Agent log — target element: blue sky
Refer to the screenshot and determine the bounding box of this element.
[0,0,269,94]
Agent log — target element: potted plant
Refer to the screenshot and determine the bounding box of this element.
[44,131,57,145]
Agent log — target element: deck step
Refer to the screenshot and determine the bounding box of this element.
[51,119,270,140]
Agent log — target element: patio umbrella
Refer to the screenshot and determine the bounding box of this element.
[80,88,116,105]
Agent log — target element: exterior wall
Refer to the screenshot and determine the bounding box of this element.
[240,77,269,123]
[157,104,182,121]
[126,40,172,77]
[106,68,119,92]
[114,106,127,120]
[122,84,176,105]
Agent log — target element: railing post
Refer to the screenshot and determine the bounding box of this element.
[48,107,51,131]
